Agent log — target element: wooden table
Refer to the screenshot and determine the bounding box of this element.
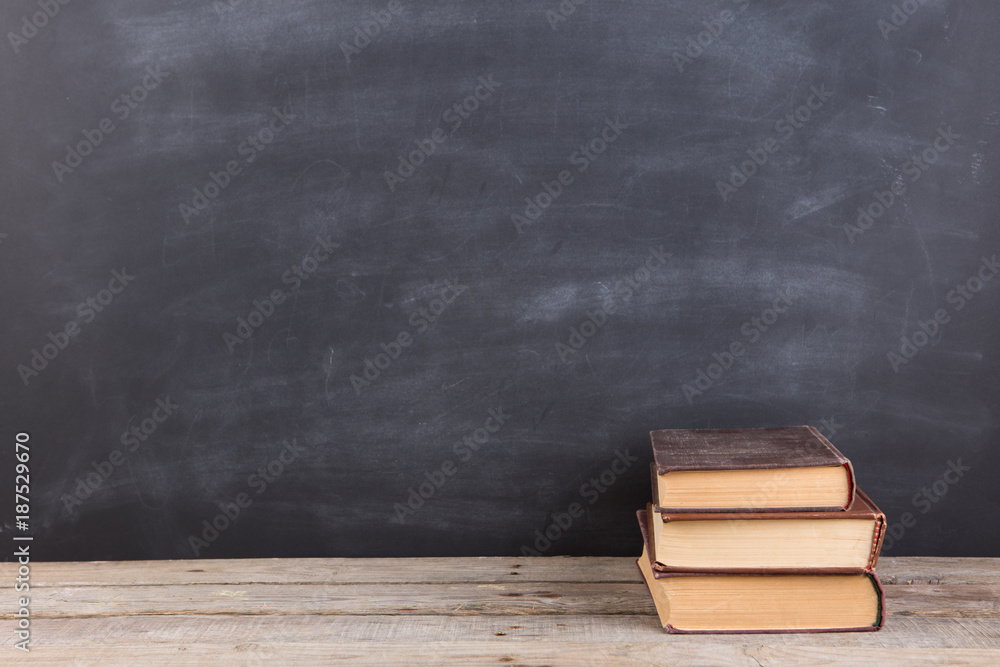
[2,556,998,665]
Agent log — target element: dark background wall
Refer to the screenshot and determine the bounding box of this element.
[1,0,997,561]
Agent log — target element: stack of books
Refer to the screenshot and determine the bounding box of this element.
[636,426,886,633]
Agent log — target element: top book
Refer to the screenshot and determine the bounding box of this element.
[650,426,855,511]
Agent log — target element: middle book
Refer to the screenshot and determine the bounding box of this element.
[645,488,886,573]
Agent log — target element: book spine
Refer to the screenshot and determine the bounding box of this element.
[868,514,887,570]
[843,460,857,509]
[649,462,658,506]
[870,571,886,629]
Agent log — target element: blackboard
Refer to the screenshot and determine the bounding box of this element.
[2,0,997,560]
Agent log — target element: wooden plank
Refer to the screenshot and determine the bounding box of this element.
[3,556,996,664]
[0,582,656,618]
[1,556,634,587]
[888,585,1000,618]
[4,556,997,588]
[3,642,998,666]
[877,557,1000,585]
[751,646,1000,666]
[4,614,998,648]
[4,581,998,620]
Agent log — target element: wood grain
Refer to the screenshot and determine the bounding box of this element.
[5,581,656,618]
[6,643,1000,667]
[5,582,1000,620]
[5,556,997,587]
[1,556,635,587]
[2,557,998,665]
[11,615,1000,648]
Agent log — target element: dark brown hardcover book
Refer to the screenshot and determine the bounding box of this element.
[635,509,885,634]
[650,426,855,511]
[647,489,885,573]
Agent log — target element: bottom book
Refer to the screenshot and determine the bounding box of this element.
[636,509,885,634]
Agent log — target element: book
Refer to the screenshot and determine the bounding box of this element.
[635,510,885,633]
[646,488,885,573]
[650,426,855,511]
